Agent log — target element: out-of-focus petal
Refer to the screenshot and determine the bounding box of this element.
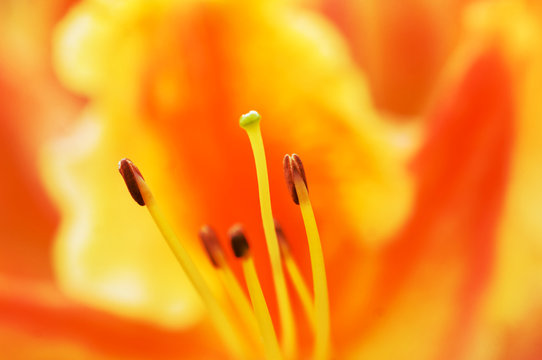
[338,45,514,358]
[0,0,81,278]
[464,2,542,359]
[319,0,474,116]
[0,277,229,359]
[42,106,207,329]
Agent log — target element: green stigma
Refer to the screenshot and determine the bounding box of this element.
[239,110,261,129]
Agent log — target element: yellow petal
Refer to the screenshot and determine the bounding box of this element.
[41,106,209,328]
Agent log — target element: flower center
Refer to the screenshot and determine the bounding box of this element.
[118,111,330,359]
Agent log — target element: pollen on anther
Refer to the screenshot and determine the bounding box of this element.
[118,158,145,206]
[283,154,308,205]
[291,154,307,188]
[229,225,250,259]
[199,225,224,268]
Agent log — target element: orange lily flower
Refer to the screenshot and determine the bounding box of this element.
[2,0,542,359]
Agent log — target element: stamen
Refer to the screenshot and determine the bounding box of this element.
[240,111,296,358]
[230,225,250,258]
[199,225,261,349]
[275,220,315,328]
[118,158,145,206]
[284,154,331,360]
[199,225,226,268]
[229,225,283,360]
[118,159,245,358]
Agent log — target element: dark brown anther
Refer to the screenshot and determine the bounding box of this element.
[283,155,297,204]
[291,154,307,189]
[274,219,290,258]
[118,158,145,206]
[283,154,308,205]
[199,225,224,268]
[228,224,250,259]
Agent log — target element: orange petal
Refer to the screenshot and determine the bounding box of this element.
[320,0,474,116]
[0,0,81,279]
[0,277,230,359]
[336,47,514,358]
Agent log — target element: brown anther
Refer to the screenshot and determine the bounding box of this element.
[228,224,250,259]
[283,154,308,205]
[118,158,145,206]
[274,219,290,258]
[199,225,224,268]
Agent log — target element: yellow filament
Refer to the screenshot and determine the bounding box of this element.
[242,256,283,360]
[242,122,296,358]
[293,176,331,360]
[284,255,315,328]
[217,266,261,348]
[135,176,245,357]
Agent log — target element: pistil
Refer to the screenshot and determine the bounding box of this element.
[240,111,296,359]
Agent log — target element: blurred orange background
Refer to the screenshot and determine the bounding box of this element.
[1,0,542,359]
